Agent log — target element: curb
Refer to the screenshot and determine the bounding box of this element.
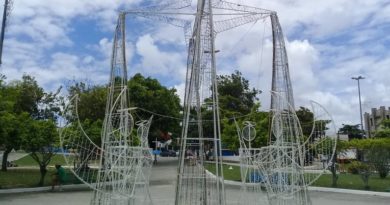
[308,186,390,197]
[1,179,390,198]
[0,184,90,194]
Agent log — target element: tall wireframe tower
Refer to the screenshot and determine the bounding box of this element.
[175,0,225,204]
[174,1,275,205]
[60,13,154,205]
[235,11,337,205]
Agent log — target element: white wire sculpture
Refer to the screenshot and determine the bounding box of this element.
[234,9,337,205]
[57,1,338,205]
[59,13,154,205]
[236,121,269,205]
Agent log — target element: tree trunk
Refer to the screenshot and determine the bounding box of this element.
[1,147,12,171]
[331,152,338,187]
[38,165,47,186]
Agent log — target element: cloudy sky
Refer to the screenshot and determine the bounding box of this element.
[0,0,389,128]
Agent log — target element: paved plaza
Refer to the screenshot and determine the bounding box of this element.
[1,158,389,205]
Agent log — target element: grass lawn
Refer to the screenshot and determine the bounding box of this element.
[205,163,390,192]
[312,173,390,192]
[2,154,83,189]
[205,163,241,181]
[0,168,80,189]
[0,154,98,189]
[14,154,67,167]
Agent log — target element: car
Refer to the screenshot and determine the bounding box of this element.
[160,149,177,157]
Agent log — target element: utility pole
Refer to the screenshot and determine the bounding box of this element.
[0,0,11,65]
[352,76,365,138]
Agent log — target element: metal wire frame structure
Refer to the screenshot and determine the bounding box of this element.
[236,96,337,205]
[59,13,154,205]
[235,121,269,205]
[123,1,313,204]
[121,1,278,204]
[233,7,337,205]
[59,0,338,204]
[170,1,274,205]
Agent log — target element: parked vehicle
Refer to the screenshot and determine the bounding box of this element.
[160,149,177,157]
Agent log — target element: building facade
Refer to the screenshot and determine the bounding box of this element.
[364,106,390,138]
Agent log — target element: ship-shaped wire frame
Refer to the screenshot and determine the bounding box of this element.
[234,11,337,205]
[59,13,154,205]
[236,96,337,205]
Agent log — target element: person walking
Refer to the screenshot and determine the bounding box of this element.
[51,164,66,191]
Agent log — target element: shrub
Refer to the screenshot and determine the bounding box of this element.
[348,161,363,174]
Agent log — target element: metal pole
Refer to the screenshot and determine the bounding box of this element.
[0,0,9,65]
[352,76,365,137]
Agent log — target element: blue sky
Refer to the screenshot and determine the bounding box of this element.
[0,0,389,128]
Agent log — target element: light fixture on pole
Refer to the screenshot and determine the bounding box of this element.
[351,75,365,138]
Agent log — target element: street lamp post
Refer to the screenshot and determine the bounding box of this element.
[352,76,365,138]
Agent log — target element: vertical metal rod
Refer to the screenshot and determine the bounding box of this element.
[208,0,226,204]
[352,76,365,137]
[357,80,363,136]
[0,0,9,65]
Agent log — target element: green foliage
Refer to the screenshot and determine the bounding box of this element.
[128,73,181,142]
[68,82,106,122]
[380,119,390,129]
[216,70,267,150]
[66,73,182,146]
[21,119,58,186]
[80,119,103,146]
[0,75,62,171]
[366,148,389,178]
[375,129,390,138]
[347,161,371,174]
[296,106,314,137]
[339,124,363,140]
[344,138,390,179]
[375,119,390,138]
[217,70,260,116]
[313,137,336,155]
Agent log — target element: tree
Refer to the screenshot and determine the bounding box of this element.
[0,76,26,171]
[0,112,29,171]
[339,124,363,140]
[217,70,260,116]
[216,71,266,150]
[0,74,62,185]
[21,119,58,186]
[296,107,314,137]
[68,82,106,122]
[66,83,107,145]
[346,138,390,179]
[222,104,269,150]
[374,119,390,138]
[0,76,14,170]
[128,73,181,144]
[66,74,182,147]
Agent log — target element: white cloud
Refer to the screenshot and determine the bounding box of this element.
[0,0,388,130]
[174,82,186,105]
[135,34,186,82]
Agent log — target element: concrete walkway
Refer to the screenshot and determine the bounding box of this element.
[0,151,29,164]
[1,184,389,205]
